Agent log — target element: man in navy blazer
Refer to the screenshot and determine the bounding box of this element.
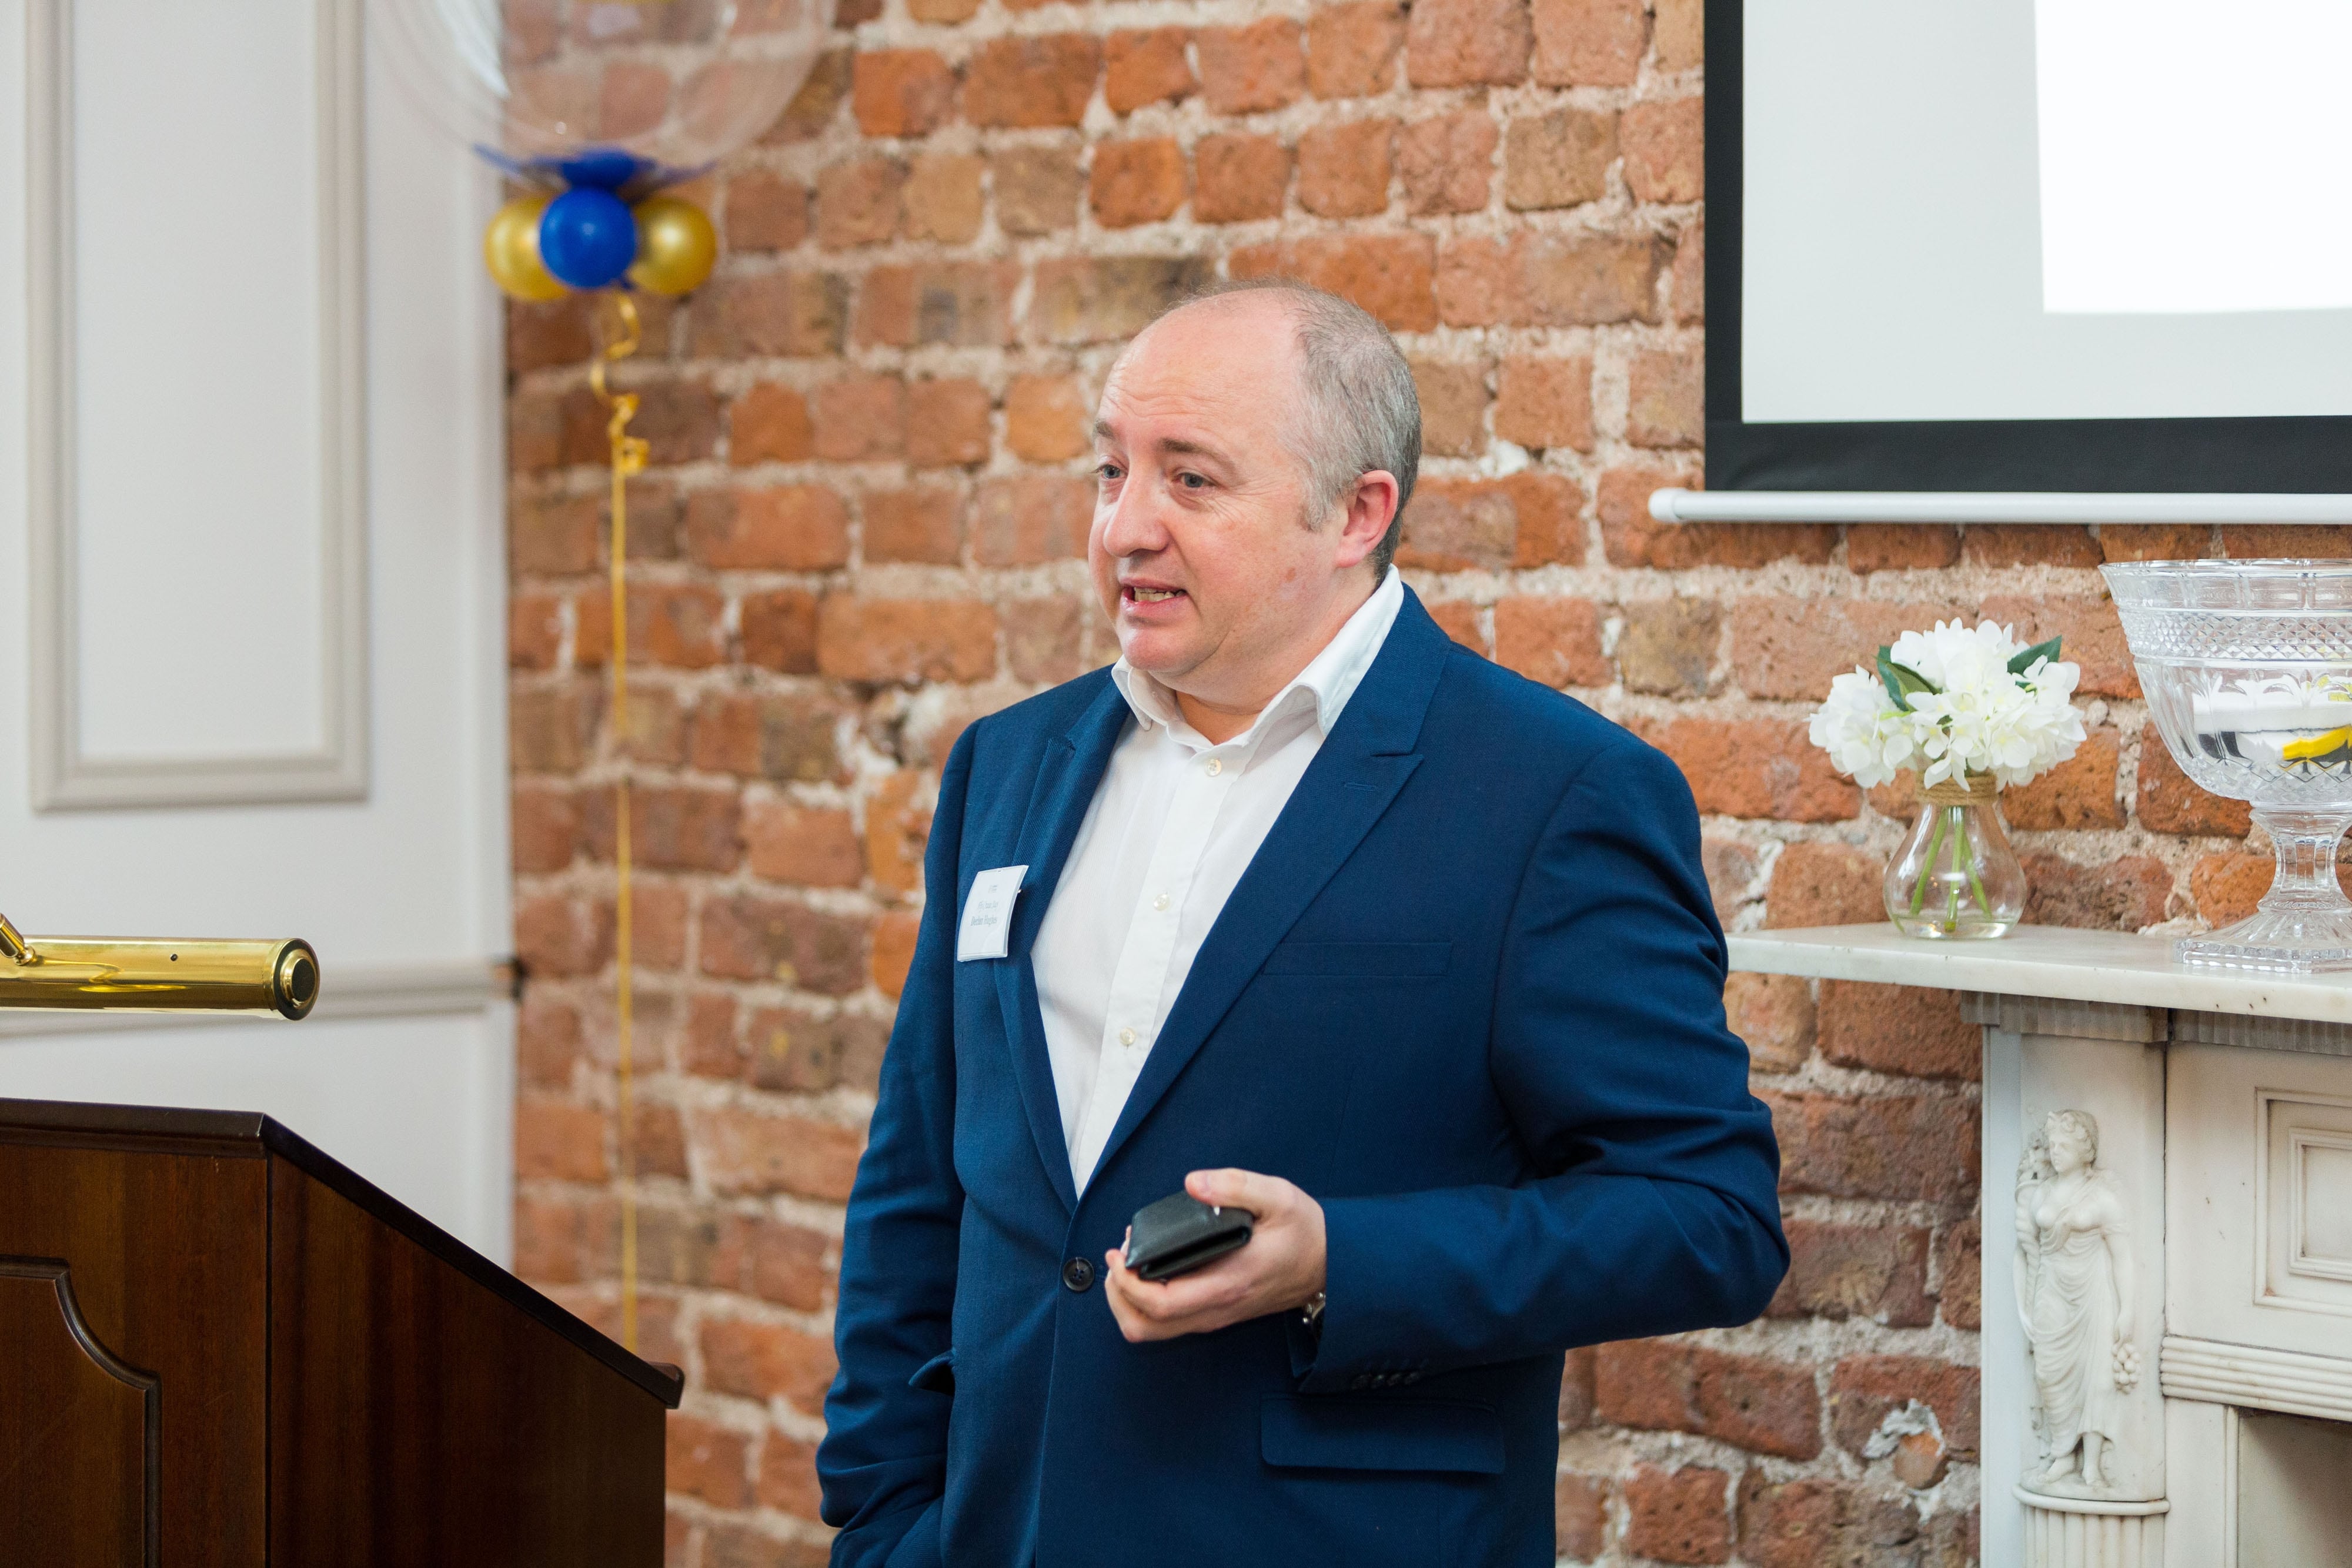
[818,282,1786,1567]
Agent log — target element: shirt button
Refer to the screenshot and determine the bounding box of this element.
[1061,1257,1096,1292]
[1118,1027,1138,1047]
[1205,757,1222,776]
[1152,892,1170,911]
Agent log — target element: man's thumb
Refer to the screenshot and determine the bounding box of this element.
[1187,1167,1267,1212]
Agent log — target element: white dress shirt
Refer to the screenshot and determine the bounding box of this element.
[1032,569,1406,1192]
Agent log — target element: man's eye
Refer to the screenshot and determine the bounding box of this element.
[1177,472,1208,490]
[1097,462,1124,482]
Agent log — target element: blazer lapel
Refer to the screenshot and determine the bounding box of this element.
[1085,593,1454,1192]
[991,678,1130,1213]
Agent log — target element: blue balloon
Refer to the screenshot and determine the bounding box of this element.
[537,187,639,291]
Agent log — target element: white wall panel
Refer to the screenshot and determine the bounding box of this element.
[26,0,366,807]
[72,0,329,761]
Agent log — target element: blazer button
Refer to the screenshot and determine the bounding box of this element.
[1061,1257,1096,1292]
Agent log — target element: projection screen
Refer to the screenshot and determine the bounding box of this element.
[1710,0,2352,492]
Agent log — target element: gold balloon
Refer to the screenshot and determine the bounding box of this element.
[483,196,567,303]
[627,196,718,297]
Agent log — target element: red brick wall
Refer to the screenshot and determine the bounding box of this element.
[503,2,2272,1562]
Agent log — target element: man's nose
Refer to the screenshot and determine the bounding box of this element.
[1098,472,1172,558]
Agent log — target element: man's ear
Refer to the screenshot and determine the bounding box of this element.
[1331,471,1401,570]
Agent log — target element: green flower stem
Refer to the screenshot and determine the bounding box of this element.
[1958,808,1992,916]
[1910,805,1951,917]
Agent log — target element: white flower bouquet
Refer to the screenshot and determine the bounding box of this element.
[1808,620,2088,938]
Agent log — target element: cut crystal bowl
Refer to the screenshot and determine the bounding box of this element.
[2104,559,2352,971]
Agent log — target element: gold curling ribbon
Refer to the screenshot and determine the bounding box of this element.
[1919,774,1999,808]
[592,292,651,1353]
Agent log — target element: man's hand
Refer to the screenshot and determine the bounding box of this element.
[1102,1169,1325,1343]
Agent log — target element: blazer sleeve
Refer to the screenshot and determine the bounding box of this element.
[816,727,975,1566]
[1299,736,1788,1391]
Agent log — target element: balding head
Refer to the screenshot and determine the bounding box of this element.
[1088,279,1415,738]
[1118,281,1422,573]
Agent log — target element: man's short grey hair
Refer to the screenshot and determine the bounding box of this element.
[1149,279,1421,576]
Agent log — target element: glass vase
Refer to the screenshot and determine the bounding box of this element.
[2102,560,2352,971]
[2183,805,2352,970]
[1884,778,2027,939]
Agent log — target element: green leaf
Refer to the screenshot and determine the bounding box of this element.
[1877,647,1936,710]
[2007,636,2063,676]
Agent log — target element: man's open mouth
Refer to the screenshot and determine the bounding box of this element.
[1123,585,1184,604]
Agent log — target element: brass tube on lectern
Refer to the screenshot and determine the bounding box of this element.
[0,922,319,1019]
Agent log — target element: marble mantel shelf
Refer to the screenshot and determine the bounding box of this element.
[1728,922,2352,1025]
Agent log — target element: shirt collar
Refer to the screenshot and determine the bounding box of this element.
[1110,569,1405,748]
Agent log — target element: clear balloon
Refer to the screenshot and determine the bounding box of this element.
[374,0,831,182]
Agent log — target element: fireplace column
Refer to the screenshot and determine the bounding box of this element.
[1967,995,2169,1568]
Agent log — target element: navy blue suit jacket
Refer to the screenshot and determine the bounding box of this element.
[818,590,1786,1567]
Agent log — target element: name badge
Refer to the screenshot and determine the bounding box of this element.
[957,864,1028,961]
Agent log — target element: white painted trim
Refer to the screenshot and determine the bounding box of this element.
[2286,1128,2352,1285]
[1649,487,2352,526]
[2160,1400,2232,1568]
[26,0,370,810]
[2170,1009,2352,1059]
[1960,991,2168,1044]
[1982,1025,2027,1568]
[2014,1487,2172,1517]
[2218,1405,2240,1568]
[2161,1335,2352,1423]
[0,957,504,1037]
[2251,1087,2352,1323]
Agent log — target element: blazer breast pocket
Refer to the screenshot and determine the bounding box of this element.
[1259,941,1451,978]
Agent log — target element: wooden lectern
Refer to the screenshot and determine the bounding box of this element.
[0,1097,683,1565]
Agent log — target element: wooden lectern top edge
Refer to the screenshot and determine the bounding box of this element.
[0,1096,686,1409]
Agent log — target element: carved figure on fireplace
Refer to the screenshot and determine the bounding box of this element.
[2016,1109,2140,1497]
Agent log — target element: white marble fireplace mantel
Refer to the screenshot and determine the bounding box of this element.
[1732,924,2352,1568]
[1732,922,2352,1030]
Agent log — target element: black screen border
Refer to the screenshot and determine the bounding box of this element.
[1705,0,2352,494]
